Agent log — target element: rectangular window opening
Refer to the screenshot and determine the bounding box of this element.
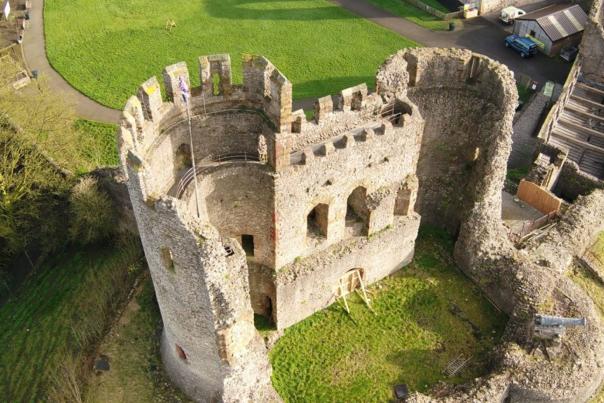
[241,234,254,257]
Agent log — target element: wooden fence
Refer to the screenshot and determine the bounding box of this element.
[516,179,562,215]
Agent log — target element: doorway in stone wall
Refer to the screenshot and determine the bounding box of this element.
[339,268,365,295]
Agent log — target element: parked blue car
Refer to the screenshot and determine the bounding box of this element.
[504,35,538,58]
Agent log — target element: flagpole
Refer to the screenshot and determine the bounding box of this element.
[180,76,201,218]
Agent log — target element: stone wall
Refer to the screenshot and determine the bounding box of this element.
[378,48,517,234]
[379,48,604,402]
[554,160,604,201]
[273,98,423,268]
[123,157,276,402]
[119,47,604,403]
[184,164,275,268]
[275,215,420,329]
[581,0,604,82]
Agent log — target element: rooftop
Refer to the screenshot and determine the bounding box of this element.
[516,4,588,41]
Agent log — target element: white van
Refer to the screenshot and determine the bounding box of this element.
[500,6,526,24]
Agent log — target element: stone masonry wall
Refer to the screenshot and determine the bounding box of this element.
[275,215,420,329]
[554,160,604,202]
[376,48,604,402]
[581,0,604,82]
[184,164,275,268]
[273,97,423,269]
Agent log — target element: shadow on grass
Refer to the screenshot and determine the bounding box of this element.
[204,0,357,21]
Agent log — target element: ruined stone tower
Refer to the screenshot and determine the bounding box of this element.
[118,54,423,401]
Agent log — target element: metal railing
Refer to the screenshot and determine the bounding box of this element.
[175,152,261,198]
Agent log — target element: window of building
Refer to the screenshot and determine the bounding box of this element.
[346,187,369,236]
[175,344,187,361]
[175,143,192,170]
[160,247,175,272]
[307,204,329,239]
[241,234,254,256]
[394,188,413,216]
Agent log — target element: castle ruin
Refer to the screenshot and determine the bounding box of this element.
[119,46,604,402]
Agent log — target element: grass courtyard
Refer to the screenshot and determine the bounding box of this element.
[270,228,507,402]
[44,0,418,109]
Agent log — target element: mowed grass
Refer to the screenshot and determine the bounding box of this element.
[364,0,454,31]
[84,276,191,403]
[270,227,507,402]
[0,243,142,402]
[44,0,418,109]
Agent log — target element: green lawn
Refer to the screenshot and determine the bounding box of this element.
[44,0,418,109]
[270,227,507,402]
[0,242,142,402]
[364,0,455,31]
[84,276,191,403]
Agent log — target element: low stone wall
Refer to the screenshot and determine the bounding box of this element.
[275,214,420,329]
[554,160,604,202]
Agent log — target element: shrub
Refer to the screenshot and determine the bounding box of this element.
[68,177,116,245]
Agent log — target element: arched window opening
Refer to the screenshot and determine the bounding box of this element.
[346,187,369,236]
[394,188,413,216]
[160,247,175,272]
[307,204,329,240]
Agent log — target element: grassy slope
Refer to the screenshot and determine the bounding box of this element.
[44,0,417,109]
[84,276,191,403]
[270,228,507,402]
[0,244,141,402]
[74,119,119,168]
[364,0,453,31]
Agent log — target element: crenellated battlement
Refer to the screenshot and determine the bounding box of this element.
[119,54,419,179]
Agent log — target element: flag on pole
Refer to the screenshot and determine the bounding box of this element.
[178,76,190,104]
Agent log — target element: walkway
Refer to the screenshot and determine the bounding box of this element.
[21,0,120,123]
[21,0,571,124]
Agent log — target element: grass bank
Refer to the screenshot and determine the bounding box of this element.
[364,0,455,31]
[0,240,143,402]
[84,276,190,402]
[74,119,120,169]
[270,227,507,402]
[45,0,418,109]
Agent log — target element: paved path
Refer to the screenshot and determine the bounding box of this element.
[21,0,121,123]
[332,0,571,85]
[21,0,571,124]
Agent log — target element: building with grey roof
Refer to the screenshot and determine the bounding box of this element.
[514,4,588,56]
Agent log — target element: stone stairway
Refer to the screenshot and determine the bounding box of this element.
[548,82,604,179]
